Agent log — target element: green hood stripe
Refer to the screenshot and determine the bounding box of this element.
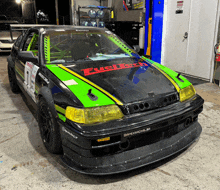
[58,64,123,105]
[142,57,191,89]
[46,65,115,108]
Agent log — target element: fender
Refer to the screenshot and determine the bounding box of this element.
[141,56,192,90]
[38,86,58,119]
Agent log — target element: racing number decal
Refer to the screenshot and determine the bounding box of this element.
[24,62,39,102]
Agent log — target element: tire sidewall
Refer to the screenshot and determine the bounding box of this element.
[37,97,62,154]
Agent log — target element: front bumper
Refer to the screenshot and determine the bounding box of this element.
[61,122,201,175]
[59,95,204,175]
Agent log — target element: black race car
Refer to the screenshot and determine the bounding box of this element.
[7,26,204,175]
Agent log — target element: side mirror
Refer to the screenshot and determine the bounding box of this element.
[18,51,38,63]
[133,45,140,53]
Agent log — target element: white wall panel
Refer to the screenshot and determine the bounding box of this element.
[186,0,219,80]
[162,0,220,80]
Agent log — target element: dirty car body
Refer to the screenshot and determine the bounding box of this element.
[7,26,204,175]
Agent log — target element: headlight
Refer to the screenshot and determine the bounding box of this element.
[179,85,196,102]
[65,105,124,124]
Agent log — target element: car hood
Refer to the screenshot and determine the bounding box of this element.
[62,57,176,104]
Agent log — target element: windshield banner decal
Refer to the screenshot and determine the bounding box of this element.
[81,62,148,76]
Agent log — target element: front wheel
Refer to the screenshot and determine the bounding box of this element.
[37,97,63,154]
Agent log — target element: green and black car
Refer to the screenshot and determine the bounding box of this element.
[7,26,204,175]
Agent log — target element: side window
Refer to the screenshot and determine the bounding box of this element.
[14,34,23,47]
[23,33,33,51]
[23,32,39,57]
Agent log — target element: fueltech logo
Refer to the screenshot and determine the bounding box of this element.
[81,62,148,76]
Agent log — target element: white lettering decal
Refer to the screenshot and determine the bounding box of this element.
[24,62,39,102]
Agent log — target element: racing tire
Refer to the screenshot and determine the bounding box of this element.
[37,97,63,154]
[7,63,20,94]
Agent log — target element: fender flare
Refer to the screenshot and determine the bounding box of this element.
[38,86,58,119]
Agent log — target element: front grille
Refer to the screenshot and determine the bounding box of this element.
[90,115,198,157]
[125,116,196,151]
[120,92,179,115]
[128,123,181,150]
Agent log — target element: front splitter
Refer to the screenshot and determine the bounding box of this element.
[61,122,202,175]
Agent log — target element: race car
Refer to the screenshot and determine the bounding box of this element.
[7,26,204,175]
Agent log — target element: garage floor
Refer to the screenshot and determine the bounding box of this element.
[0,53,220,190]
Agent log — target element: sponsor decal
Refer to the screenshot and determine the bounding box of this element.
[63,79,78,86]
[124,127,151,137]
[24,62,39,102]
[81,62,148,76]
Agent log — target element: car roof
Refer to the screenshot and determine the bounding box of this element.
[37,25,106,33]
[10,24,57,29]
[10,24,107,33]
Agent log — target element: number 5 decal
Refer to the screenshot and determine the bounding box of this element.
[24,62,39,102]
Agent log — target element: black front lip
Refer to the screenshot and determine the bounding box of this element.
[61,121,202,175]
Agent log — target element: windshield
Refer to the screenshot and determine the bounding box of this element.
[44,29,139,64]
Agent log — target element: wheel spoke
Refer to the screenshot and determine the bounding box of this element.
[39,104,53,143]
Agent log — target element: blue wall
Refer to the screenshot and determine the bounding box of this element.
[145,0,164,63]
[144,0,150,55]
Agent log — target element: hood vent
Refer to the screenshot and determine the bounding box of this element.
[120,92,179,115]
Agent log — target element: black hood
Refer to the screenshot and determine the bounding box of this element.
[63,57,176,104]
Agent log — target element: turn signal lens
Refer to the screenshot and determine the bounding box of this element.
[65,105,124,124]
[97,137,110,142]
[179,85,196,102]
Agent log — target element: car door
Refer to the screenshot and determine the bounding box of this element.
[15,29,40,102]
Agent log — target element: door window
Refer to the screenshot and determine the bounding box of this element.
[23,32,39,57]
[14,34,23,47]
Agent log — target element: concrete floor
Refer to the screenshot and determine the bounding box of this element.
[0,53,220,190]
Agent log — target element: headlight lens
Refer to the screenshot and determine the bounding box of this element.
[179,85,196,102]
[65,104,124,124]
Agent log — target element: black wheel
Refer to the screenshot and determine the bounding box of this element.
[7,63,20,93]
[37,97,63,154]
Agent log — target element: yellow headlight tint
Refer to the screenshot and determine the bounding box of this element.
[179,85,196,102]
[65,105,124,124]
[65,107,85,123]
